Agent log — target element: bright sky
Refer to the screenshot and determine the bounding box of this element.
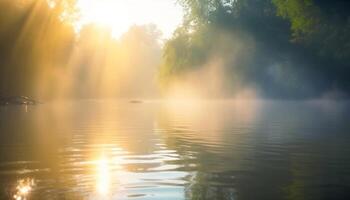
[76,0,184,39]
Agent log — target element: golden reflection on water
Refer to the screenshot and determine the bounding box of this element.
[13,178,35,200]
[6,100,261,199]
[1,100,348,200]
[96,156,111,195]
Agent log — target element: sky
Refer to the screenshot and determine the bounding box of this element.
[76,0,184,39]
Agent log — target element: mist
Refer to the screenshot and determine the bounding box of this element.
[161,30,259,100]
[159,0,350,100]
[0,0,162,100]
[64,24,162,99]
[1,0,350,100]
[1,1,350,199]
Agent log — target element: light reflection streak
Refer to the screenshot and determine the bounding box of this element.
[96,156,110,195]
[13,178,35,200]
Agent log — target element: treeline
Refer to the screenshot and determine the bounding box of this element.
[160,0,350,98]
[0,0,161,99]
[2,0,349,99]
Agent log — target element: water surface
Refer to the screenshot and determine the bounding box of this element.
[0,100,350,200]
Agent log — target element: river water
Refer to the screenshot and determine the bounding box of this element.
[0,100,350,200]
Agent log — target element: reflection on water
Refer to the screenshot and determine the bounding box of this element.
[96,156,111,196]
[0,100,350,199]
[13,178,35,200]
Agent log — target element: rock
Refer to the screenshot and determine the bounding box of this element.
[0,96,42,106]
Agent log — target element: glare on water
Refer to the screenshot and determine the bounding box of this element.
[96,157,110,195]
[1,100,350,199]
[13,178,35,200]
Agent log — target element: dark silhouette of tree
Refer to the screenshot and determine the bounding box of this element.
[160,0,350,98]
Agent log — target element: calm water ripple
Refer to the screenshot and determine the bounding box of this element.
[1,100,350,199]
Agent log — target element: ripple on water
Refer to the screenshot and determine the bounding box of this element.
[1,100,350,199]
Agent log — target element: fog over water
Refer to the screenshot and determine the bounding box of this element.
[1,1,350,199]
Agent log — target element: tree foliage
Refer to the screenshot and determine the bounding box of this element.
[160,0,350,98]
[272,0,350,60]
[0,0,162,99]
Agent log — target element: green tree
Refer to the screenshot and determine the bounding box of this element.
[160,0,350,98]
[272,0,350,60]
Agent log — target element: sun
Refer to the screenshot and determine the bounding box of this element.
[76,0,129,37]
[75,0,183,39]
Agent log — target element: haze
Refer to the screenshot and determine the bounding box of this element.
[76,0,184,38]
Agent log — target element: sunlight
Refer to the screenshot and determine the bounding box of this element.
[13,178,35,200]
[162,82,205,121]
[76,0,183,38]
[96,156,110,195]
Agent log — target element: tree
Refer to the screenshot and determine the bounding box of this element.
[272,0,350,61]
[159,0,350,98]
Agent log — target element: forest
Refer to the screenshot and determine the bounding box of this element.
[0,0,161,99]
[0,0,349,99]
[160,0,350,99]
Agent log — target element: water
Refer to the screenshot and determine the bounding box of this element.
[0,100,350,200]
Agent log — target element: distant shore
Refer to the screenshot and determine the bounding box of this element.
[0,96,41,106]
